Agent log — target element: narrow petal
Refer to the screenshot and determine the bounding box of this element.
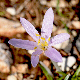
[49,33,70,46]
[41,8,54,39]
[31,50,42,67]
[45,47,62,62]
[20,17,39,42]
[8,38,37,50]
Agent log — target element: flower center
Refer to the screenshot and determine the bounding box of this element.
[37,37,48,51]
[34,34,50,51]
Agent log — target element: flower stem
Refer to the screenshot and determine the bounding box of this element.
[39,61,53,78]
[51,61,62,72]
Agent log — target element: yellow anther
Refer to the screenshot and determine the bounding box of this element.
[35,34,40,36]
[41,37,45,40]
[34,47,37,49]
[38,39,40,45]
[42,47,45,50]
[48,37,50,41]
[41,43,44,46]
[44,41,48,46]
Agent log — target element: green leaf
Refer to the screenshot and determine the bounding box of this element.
[71,65,80,80]
[64,74,70,80]
[61,21,69,33]
[57,71,67,76]
[57,0,65,17]
[58,76,64,80]
[56,0,69,33]
[39,64,53,80]
[57,71,68,80]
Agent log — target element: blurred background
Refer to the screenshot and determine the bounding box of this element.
[0,0,80,80]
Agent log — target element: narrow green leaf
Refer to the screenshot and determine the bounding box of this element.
[58,76,64,80]
[64,74,70,80]
[71,65,80,80]
[57,0,65,17]
[61,21,69,33]
[39,63,53,80]
[56,0,69,33]
[57,71,67,76]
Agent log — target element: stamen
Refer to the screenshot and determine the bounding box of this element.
[41,43,44,46]
[41,37,45,40]
[34,47,37,49]
[35,34,40,36]
[48,37,50,41]
[38,39,40,45]
[42,47,45,50]
[44,41,48,46]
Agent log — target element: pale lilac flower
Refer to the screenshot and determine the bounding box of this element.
[8,8,70,67]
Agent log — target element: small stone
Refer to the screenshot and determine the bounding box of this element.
[11,66,17,73]
[11,64,28,74]
[0,43,12,73]
[0,17,25,37]
[53,40,69,49]
[61,40,70,49]
[67,56,76,67]
[52,25,57,32]
[28,50,35,55]
[6,7,16,15]
[66,67,70,71]
[0,61,10,73]
[43,60,50,67]
[68,21,80,29]
[16,64,28,73]
[64,41,72,53]
[17,73,23,80]
[58,57,66,71]
[39,0,47,5]
[7,73,23,80]
[72,21,80,29]
[57,29,68,34]
[73,65,77,69]
[59,0,68,7]
[53,43,62,49]
[7,75,17,80]
[53,29,70,49]
[71,0,79,6]
[26,74,34,80]
[72,30,77,37]
[0,43,9,49]
[76,34,80,52]
[58,56,76,71]
[40,0,68,7]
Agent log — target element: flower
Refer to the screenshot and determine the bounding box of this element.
[8,8,70,67]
